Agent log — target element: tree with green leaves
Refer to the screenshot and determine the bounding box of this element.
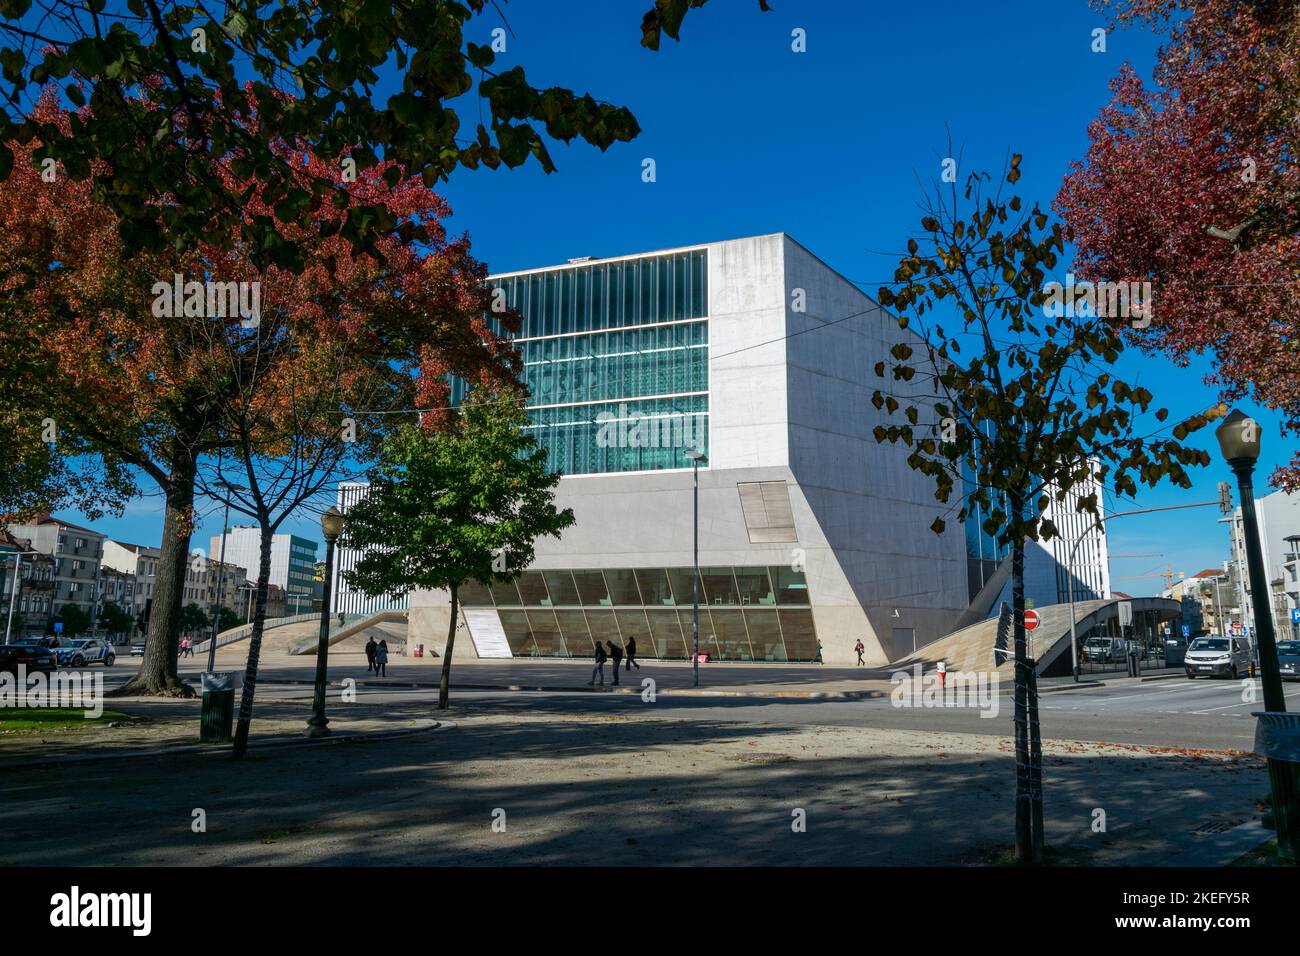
[98,600,134,639]
[340,392,574,710]
[873,154,1221,863]
[53,603,92,638]
[214,606,241,633]
[179,602,209,636]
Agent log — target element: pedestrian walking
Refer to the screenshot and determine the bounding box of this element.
[365,636,378,674]
[937,659,947,690]
[179,637,191,658]
[588,640,607,685]
[625,636,640,671]
[854,638,865,667]
[815,640,824,664]
[374,639,389,677]
[607,640,623,685]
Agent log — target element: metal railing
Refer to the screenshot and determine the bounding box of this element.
[191,613,321,654]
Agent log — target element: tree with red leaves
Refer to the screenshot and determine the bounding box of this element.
[1057,0,1300,489]
[0,96,518,697]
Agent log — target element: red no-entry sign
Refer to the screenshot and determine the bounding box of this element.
[1024,610,1040,631]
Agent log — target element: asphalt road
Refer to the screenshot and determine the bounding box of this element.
[209,671,1300,753]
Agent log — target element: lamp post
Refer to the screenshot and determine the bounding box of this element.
[1216,408,1300,862]
[3,550,39,645]
[306,507,345,738]
[685,448,707,687]
[207,478,245,672]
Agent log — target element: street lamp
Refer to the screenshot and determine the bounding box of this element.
[207,478,246,672]
[3,550,39,645]
[306,506,345,738]
[684,448,707,687]
[1216,408,1300,862]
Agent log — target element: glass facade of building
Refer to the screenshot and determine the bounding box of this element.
[459,565,818,661]
[491,249,710,475]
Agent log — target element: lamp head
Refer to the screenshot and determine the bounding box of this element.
[684,448,708,465]
[320,506,345,542]
[1215,408,1261,465]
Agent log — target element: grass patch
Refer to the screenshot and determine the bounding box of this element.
[0,707,135,734]
[1228,839,1295,867]
[261,825,319,844]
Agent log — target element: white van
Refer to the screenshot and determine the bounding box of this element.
[1184,636,1253,679]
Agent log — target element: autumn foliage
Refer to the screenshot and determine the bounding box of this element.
[1058,0,1300,488]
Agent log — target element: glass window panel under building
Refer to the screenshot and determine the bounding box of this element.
[498,610,536,657]
[680,608,720,659]
[636,568,674,606]
[777,609,818,662]
[769,566,811,605]
[541,571,579,606]
[745,609,786,661]
[514,572,548,606]
[571,570,611,606]
[604,569,642,606]
[583,610,621,652]
[710,608,752,661]
[527,609,566,657]
[646,609,688,659]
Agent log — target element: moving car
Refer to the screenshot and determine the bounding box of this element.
[1184,636,1253,679]
[0,642,57,674]
[52,638,116,668]
[1277,640,1300,682]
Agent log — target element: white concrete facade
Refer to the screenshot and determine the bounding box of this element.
[408,234,969,665]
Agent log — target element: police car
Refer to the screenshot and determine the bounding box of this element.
[53,638,117,667]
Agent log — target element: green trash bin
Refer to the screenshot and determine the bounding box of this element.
[200,672,242,742]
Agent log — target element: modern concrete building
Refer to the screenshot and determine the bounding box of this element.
[406,234,972,665]
[209,528,318,613]
[333,482,410,618]
[1223,487,1300,639]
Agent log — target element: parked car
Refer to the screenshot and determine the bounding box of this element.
[0,642,57,674]
[53,638,116,668]
[1083,636,1145,662]
[1083,636,1124,663]
[1185,636,1253,679]
[1277,640,1300,682]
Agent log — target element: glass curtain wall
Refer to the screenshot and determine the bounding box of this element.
[489,249,710,475]
[468,565,818,662]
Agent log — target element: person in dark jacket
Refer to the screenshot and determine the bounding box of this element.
[606,640,623,685]
[625,636,640,671]
[374,639,389,677]
[365,636,378,673]
[588,641,607,686]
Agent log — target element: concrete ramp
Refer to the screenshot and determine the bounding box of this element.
[894,597,1182,677]
[288,611,412,656]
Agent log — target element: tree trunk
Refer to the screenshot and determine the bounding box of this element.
[1010,526,1034,864]
[231,526,274,759]
[438,584,458,710]
[1027,626,1045,860]
[113,449,197,697]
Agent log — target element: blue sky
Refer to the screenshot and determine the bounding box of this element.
[74,1,1296,594]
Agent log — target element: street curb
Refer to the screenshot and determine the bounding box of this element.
[0,717,449,772]
[238,677,892,699]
